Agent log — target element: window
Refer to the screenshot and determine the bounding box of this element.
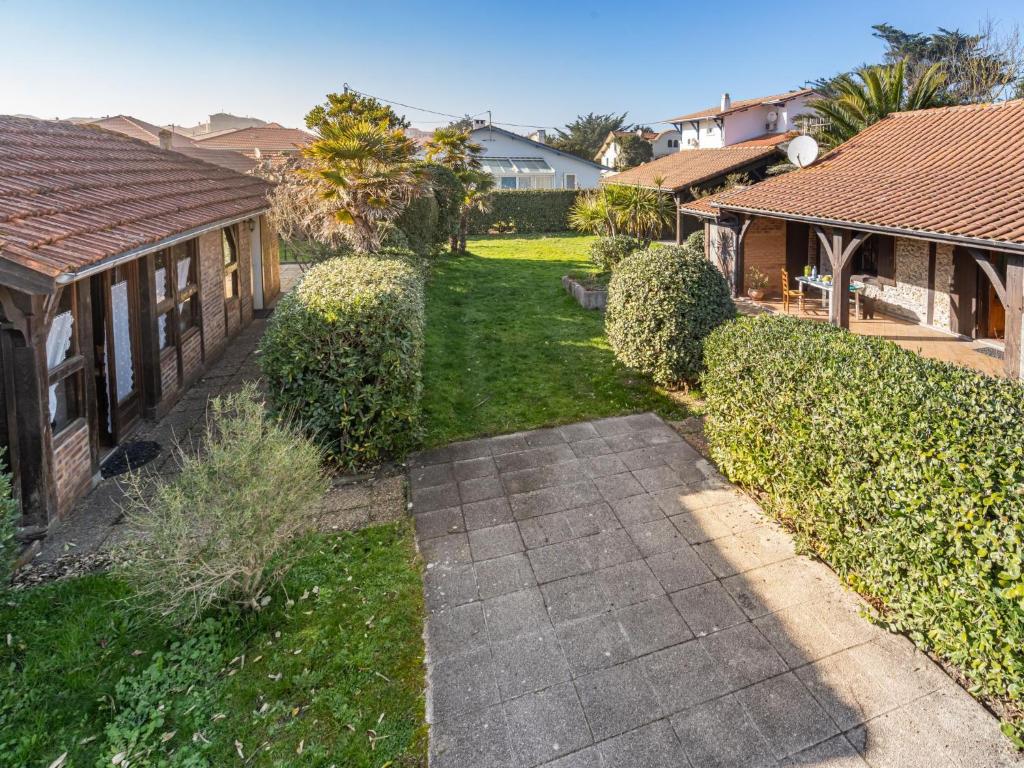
[153,241,199,349]
[222,226,240,300]
[46,287,84,435]
[500,176,517,190]
[852,236,895,280]
[564,173,577,190]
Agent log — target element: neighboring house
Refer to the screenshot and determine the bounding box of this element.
[685,100,1024,380]
[177,112,268,138]
[668,89,817,150]
[596,129,681,169]
[88,115,258,173]
[192,124,315,161]
[0,116,282,531]
[472,124,604,190]
[602,134,793,240]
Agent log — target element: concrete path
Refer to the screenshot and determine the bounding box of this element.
[409,414,1021,768]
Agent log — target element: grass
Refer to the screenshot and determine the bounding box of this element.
[0,523,426,767]
[422,233,689,446]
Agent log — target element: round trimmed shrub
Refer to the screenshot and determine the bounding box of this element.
[589,235,642,273]
[605,232,734,386]
[259,255,425,469]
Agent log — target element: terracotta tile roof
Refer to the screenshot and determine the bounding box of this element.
[666,89,816,123]
[678,194,723,218]
[730,131,798,148]
[0,116,271,283]
[193,125,315,153]
[88,115,194,148]
[88,116,258,174]
[714,100,1024,249]
[600,144,782,192]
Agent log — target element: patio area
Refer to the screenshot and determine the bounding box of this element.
[410,414,1020,767]
[738,297,1005,378]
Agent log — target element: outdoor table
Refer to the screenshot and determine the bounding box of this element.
[796,275,866,315]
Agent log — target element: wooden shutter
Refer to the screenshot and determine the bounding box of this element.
[876,236,896,283]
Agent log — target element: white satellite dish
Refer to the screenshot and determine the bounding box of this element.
[787,135,819,168]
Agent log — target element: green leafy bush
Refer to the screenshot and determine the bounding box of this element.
[466,189,581,234]
[605,231,735,386]
[589,235,642,273]
[121,385,328,623]
[702,314,1024,743]
[395,192,440,257]
[260,255,425,467]
[424,164,464,248]
[0,450,17,581]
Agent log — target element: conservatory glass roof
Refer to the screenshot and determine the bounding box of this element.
[480,156,554,174]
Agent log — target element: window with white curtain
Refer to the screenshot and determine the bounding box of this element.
[46,287,84,434]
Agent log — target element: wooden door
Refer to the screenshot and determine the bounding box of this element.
[92,264,144,446]
[950,247,978,337]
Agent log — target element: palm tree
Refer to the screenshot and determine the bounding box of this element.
[810,59,946,148]
[569,190,614,236]
[425,127,488,251]
[456,170,495,252]
[606,182,674,244]
[303,117,423,252]
[425,127,483,173]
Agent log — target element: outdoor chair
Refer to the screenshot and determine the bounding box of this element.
[780,269,805,314]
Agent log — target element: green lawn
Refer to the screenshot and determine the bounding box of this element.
[0,523,426,768]
[422,233,688,446]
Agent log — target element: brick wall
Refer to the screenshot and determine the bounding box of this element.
[238,223,254,325]
[198,230,227,360]
[744,218,786,296]
[181,329,202,382]
[53,420,92,516]
[159,346,178,400]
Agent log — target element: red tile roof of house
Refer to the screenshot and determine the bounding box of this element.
[192,125,315,152]
[0,116,271,284]
[713,100,1024,250]
[88,116,258,174]
[666,89,816,123]
[600,144,783,192]
[678,194,724,218]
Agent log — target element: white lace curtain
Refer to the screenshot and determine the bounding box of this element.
[46,311,74,421]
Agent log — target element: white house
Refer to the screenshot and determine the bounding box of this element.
[471,123,604,189]
[668,89,817,150]
[596,129,681,169]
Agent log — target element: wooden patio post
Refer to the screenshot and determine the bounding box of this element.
[675,203,683,246]
[1005,254,1024,379]
[813,225,870,329]
[733,215,752,298]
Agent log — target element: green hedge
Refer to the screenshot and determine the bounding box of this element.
[606,232,735,386]
[259,256,425,469]
[394,193,440,257]
[702,314,1024,743]
[467,189,581,234]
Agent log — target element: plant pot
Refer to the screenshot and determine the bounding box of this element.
[747,288,767,301]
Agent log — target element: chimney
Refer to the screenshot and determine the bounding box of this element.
[720,92,731,111]
[533,129,546,143]
[158,129,172,150]
[473,118,487,129]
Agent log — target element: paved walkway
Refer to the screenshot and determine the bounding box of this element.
[409,414,1020,768]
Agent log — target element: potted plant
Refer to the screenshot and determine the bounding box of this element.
[745,266,770,301]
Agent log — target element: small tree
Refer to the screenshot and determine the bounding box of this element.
[457,170,495,252]
[616,133,653,170]
[424,127,486,252]
[551,112,629,160]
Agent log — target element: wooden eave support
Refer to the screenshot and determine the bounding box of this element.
[733,214,753,297]
[812,225,871,328]
[966,247,1008,307]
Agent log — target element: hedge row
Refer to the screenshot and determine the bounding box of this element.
[702,315,1024,742]
[467,189,581,234]
[259,255,425,469]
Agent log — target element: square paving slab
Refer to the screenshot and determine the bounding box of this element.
[411,415,1021,768]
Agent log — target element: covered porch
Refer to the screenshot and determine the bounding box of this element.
[735,294,1007,378]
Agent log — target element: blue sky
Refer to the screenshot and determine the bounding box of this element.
[2,0,1021,132]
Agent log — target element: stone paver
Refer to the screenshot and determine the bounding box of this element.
[412,415,1022,768]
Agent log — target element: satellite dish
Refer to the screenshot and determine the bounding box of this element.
[787,135,819,168]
